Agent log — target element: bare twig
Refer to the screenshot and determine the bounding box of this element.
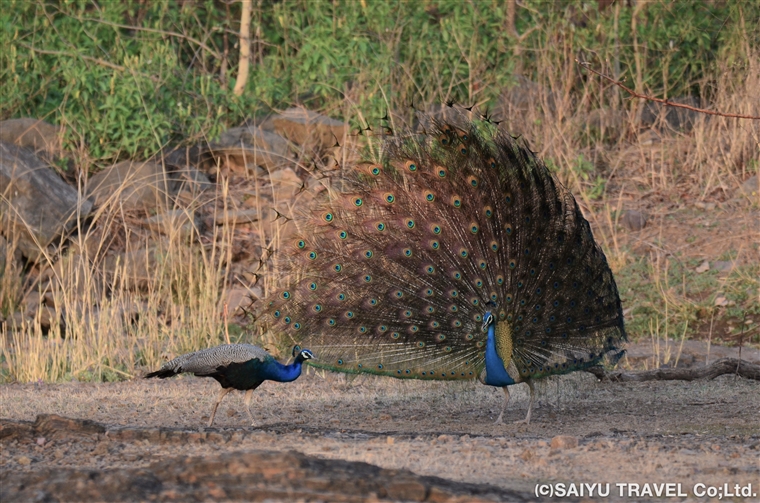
[577,60,760,120]
[586,358,760,382]
[233,0,252,96]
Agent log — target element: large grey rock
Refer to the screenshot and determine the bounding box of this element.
[207,125,292,172]
[0,118,61,153]
[86,161,176,210]
[0,142,92,261]
[261,107,348,151]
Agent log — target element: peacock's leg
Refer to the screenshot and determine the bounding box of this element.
[243,389,255,426]
[515,379,536,425]
[495,386,511,425]
[208,387,232,427]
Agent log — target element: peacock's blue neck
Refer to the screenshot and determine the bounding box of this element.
[261,358,304,383]
[483,321,515,387]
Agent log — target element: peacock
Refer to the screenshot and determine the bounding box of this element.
[146,344,314,426]
[260,108,626,424]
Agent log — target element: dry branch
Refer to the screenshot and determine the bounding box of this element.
[577,60,760,120]
[586,358,760,382]
[233,0,253,96]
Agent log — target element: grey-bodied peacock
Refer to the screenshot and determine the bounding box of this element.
[146,344,313,426]
[260,109,626,424]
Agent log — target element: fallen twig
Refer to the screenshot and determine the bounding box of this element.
[586,358,760,382]
[577,60,760,121]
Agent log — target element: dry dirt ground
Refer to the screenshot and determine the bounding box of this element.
[2,355,759,503]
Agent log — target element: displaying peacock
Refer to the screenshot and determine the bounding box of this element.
[261,109,626,424]
[146,344,313,426]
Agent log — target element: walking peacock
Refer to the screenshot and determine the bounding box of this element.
[146,344,313,426]
[261,109,626,424]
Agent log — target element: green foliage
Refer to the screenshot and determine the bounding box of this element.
[2,0,758,168]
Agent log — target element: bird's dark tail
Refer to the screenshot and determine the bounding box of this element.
[144,368,177,379]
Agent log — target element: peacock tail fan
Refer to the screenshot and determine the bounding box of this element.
[259,109,626,383]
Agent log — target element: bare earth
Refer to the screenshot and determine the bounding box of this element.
[2,360,759,502]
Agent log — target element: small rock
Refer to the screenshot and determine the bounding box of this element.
[17,456,31,466]
[550,435,579,449]
[714,295,729,307]
[387,436,395,445]
[694,201,717,211]
[712,261,734,272]
[695,260,710,273]
[620,210,648,231]
[738,175,758,199]
[519,449,534,461]
[0,118,61,153]
[36,437,46,447]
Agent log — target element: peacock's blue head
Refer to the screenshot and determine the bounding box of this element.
[296,348,315,362]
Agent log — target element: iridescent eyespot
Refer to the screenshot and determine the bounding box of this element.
[431,225,442,234]
[505,194,512,204]
[484,206,493,218]
[468,177,478,187]
[406,219,415,229]
[296,240,306,249]
[430,240,440,250]
[437,334,446,341]
[281,291,291,299]
[488,158,496,168]
[470,224,478,234]
[406,161,417,172]
[369,298,377,306]
[308,282,317,290]
[364,250,373,258]
[334,264,342,272]
[509,260,516,269]
[385,193,395,203]
[313,304,322,312]
[445,346,452,352]
[364,275,372,282]
[359,326,367,333]
[452,271,461,280]
[328,319,336,326]
[371,167,381,176]
[346,311,354,318]
[425,192,435,202]
[284,316,291,324]
[395,290,404,298]
[354,198,363,206]
[337,359,343,365]
[466,334,474,340]
[478,260,486,269]
[460,147,467,154]
[490,241,499,251]
[338,231,348,239]
[425,265,435,274]
[293,323,301,330]
[451,197,462,208]
[438,168,447,177]
[392,332,400,339]
[323,213,334,222]
[460,249,468,258]
[308,251,317,260]
[403,248,413,257]
[417,342,425,348]
[337,293,346,300]
[424,289,433,296]
[505,224,513,235]
[273,310,281,318]
[376,222,386,231]
[496,275,505,285]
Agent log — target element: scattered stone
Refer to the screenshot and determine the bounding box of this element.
[103,247,163,290]
[695,260,710,273]
[17,455,31,466]
[87,160,176,210]
[714,295,729,307]
[620,209,648,231]
[550,435,579,449]
[36,437,46,447]
[0,118,61,153]
[140,209,202,240]
[694,201,717,211]
[211,208,260,226]
[0,142,93,261]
